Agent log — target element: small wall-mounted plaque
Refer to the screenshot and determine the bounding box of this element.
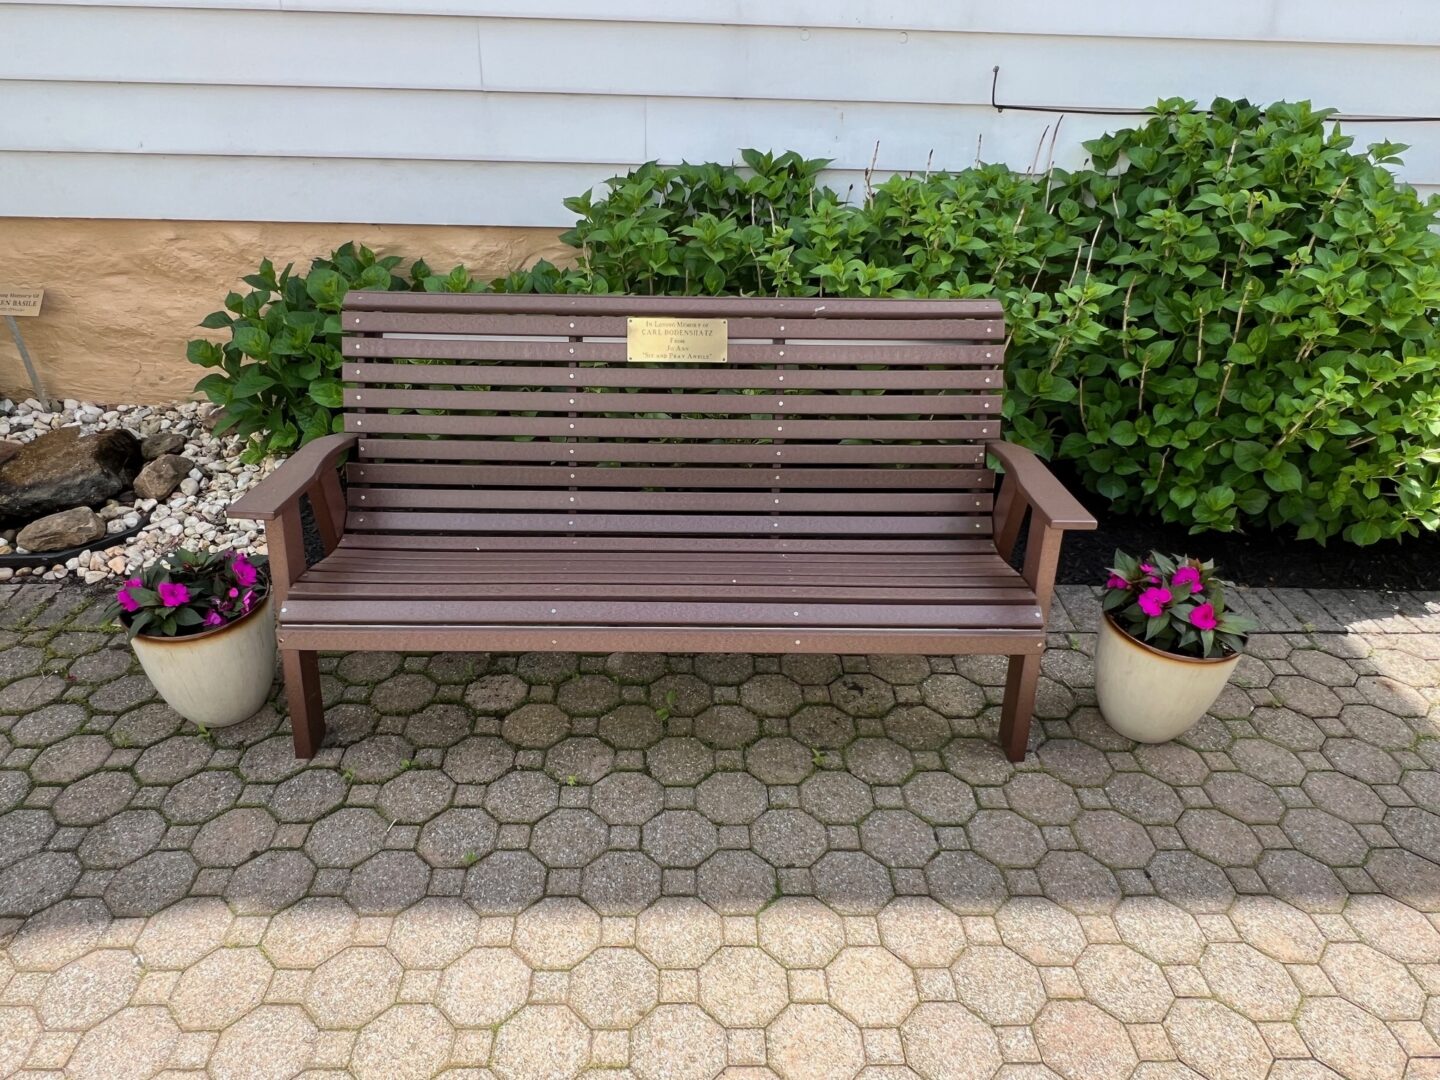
[0,288,43,317]
[627,316,728,363]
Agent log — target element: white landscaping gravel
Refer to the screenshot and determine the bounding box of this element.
[0,398,274,584]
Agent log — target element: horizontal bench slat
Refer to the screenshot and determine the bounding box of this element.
[344,293,1004,319]
[279,598,1039,630]
[346,510,993,537]
[345,388,1000,416]
[346,414,997,440]
[304,570,1022,590]
[348,312,1003,339]
[354,439,987,466]
[315,551,1014,578]
[332,534,999,554]
[344,339,1002,366]
[346,463,993,490]
[292,582,1031,604]
[349,488,990,514]
[276,625,1044,656]
[347,362,999,390]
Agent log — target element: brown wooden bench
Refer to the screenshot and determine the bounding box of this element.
[229,293,1095,761]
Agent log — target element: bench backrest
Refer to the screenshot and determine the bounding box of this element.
[340,294,1005,548]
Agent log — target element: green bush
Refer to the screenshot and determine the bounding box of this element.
[529,101,1440,544]
[1037,100,1440,546]
[187,102,1440,543]
[188,243,486,461]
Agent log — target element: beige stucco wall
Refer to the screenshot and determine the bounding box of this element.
[1,218,572,404]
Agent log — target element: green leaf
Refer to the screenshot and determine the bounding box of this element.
[1263,462,1303,492]
[1345,520,1383,545]
[307,380,344,409]
[1235,488,1269,515]
[193,373,232,405]
[1231,441,1267,472]
[186,339,224,368]
[231,366,276,399]
[232,325,271,360]
[305,267,348,311]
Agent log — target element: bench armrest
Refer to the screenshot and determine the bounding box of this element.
[227,434,357,522]
[987,441,1097,531]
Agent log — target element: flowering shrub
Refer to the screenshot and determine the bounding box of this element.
[107,549,269,638]
[1102,550,1252,659]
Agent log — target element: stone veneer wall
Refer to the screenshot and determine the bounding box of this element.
[2,218,572,404]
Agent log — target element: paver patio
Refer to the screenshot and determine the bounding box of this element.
[0,582,1438,1079]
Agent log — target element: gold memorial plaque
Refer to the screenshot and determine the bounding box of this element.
[627,317,727,363]
[0,288,43,317]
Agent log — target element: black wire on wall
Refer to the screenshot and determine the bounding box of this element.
[989,66,1440,123]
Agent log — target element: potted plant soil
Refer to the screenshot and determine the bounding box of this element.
[107,549,275,728]
[1096,550,1254,743]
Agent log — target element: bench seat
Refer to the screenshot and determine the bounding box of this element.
[278,539,1044,650]
[230,293,1095,761]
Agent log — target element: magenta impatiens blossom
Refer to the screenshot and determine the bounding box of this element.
[230,552,258,588]
[1171,565,1202,591]
[1106,574,1129,590]
[115,581,141,613]
[204,611,225,627]
[1190,602,1218,631]
[1137,587,1172,617]
[157,581,190,607]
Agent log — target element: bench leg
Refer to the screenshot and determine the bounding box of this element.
[282,650,326,758]
[999,652,1041,762]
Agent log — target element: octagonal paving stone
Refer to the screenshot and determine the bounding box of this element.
[0,582,1435,1077]
[436,947,531,1027]
[901,1001,1002,1080]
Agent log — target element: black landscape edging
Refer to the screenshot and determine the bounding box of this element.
[0,512,151,570]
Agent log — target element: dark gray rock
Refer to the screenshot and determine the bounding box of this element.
[132,454,190,500]
[0,428,141,521]
[140,432,187,460]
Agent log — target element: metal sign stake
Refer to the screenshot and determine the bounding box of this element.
[3,315,45,402]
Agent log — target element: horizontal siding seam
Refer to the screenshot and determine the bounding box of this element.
[2,150,1436,190]
[13,1,1440,48]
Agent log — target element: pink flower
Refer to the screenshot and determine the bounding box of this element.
[241,590,255,612]
[1105,574,1129,590]
[1172,566,1202,591]
[230,553,258,587]
[228,588,239,598]
[204,611,225,627]
[1190,602,1218,631]
[1140,562,1156,573]
[1137,587,1172,617]
[157,581,190,607]
[115,585,140,614]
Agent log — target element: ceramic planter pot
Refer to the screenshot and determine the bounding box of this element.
[130,596,276,728]
[1096,613,1240,743]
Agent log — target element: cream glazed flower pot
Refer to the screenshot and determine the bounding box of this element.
[130,596,276,728]
[1096,613,1241,743]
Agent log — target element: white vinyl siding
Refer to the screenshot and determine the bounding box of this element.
[2,1,1437,225]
